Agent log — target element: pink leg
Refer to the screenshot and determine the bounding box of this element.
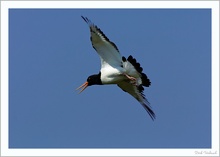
[123,73,137,85]
[124,74,136,80]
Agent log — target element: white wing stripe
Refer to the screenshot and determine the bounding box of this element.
[82,16,122,68]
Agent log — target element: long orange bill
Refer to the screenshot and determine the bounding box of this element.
[76,82,89,94]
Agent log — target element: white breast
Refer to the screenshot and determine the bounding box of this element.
[100,65,125,84]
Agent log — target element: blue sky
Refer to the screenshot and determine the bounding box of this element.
[9,9,211,148]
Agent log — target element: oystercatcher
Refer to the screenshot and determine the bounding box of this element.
[77,16,155,120]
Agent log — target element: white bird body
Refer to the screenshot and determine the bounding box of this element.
[77,16,155,120]
[100,65,125,84]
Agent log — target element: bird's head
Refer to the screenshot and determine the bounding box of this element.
[76,73,102,93]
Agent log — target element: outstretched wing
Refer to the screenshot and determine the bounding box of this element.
[117,81,155,120]
[81,16,122,68]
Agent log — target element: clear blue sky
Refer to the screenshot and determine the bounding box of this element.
[9,9,211,148]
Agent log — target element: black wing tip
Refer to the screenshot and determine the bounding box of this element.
[148,108,156,121]
[138,88,155,120]
[127,55,143,73]
[143,102,156,121]
[81,16,120,52]
[127,55,151,87]
[81,15,87,22]
[81,16,91,25]
[141,73,151,87]
[138,85,144,93]
[122,56,127,62]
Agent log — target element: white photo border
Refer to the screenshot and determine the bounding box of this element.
[1,1,219,157]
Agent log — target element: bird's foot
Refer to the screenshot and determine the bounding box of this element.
[123,74,137,85]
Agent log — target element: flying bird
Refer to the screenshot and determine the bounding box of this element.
[77,16,155,120]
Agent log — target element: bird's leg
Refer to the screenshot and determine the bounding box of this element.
[123,73,137,85]
[124,74,136,81]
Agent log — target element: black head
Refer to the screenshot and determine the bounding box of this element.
[87,73,102,86]
[76,72,102,93]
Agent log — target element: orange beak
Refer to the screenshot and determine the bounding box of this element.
[76,82,89,93]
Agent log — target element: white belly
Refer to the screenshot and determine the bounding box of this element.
[101,66,126,84]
